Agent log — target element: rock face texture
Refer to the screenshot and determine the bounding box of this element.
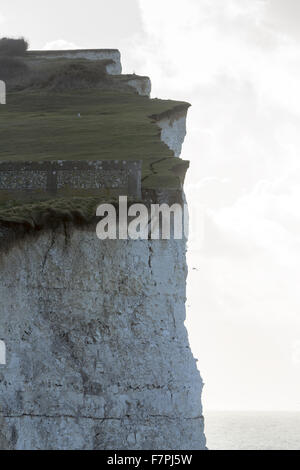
[0,224,205,450]
[127,77,152,97]
[29,49,122,75]
[157,111,188,157]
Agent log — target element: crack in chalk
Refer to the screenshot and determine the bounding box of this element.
[148,244,153,272]
[63,221,70,248]
[1,413,122,421]
[41,230,56,272]
[149,414,204,420]
[141,157,171,183]
[2,413,204,421]
[171,309,176,332]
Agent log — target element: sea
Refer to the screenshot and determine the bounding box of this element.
[204,411,300,450]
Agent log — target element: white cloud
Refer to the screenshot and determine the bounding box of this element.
[186,172,300,410]
[130,0,300,114]
[128,0,300,410]
[42,39,80,50]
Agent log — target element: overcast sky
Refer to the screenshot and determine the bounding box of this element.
[1,0,300,411]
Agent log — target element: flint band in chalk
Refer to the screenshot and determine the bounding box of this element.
[0,160,142,201]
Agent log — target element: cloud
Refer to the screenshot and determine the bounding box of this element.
[42,39,80,50]
[129,0,300,410]
[132,0,300,112]
[265,0,300,40]
[186,172,300,410]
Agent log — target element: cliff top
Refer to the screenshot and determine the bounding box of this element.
[0,49,190,228]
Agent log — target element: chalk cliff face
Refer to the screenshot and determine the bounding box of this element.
[0,48,206,450]
[158,111,188,158]
[0,225,205,450]
[28,49,122,74]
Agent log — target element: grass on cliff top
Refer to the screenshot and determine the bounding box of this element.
[0,87,189,227]
[0,89,188,183]
[0,196,134,228]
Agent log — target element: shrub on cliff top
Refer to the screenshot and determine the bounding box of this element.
[0,37,28,56]
[0,37,29,83]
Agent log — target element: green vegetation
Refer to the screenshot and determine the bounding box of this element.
[0,37,28,56]
[0,89,188,183]
[0,196,120,228]
[0,37,29,82]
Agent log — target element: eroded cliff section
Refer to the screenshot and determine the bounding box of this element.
[157,110,188,158]
[0,224,205,450]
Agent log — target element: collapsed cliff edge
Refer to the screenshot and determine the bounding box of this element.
[0,49,206,450]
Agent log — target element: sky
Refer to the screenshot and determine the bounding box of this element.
[1,0,300,411]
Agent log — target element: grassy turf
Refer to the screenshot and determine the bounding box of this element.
[0,86,189,225]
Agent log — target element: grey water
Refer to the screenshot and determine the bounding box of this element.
[205,411,300,450]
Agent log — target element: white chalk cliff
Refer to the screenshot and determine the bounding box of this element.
[0,49,206,450]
